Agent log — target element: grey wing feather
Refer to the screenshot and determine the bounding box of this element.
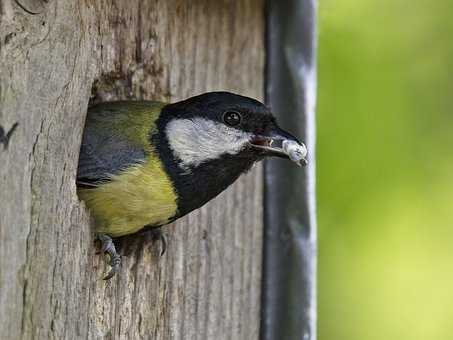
[76,103,147,185]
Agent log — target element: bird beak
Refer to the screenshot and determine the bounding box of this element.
[249,125,308,166]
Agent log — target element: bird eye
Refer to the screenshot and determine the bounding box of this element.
[222,111,242,127]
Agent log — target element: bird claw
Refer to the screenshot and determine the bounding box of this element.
[103,253,121,280]
[97,234,121,280]
[96,229,166,279]
[149,228,167,256]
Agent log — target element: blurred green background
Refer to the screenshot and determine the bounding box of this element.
[317,1,453,339]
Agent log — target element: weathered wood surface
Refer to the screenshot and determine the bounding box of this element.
[0,1,264,339]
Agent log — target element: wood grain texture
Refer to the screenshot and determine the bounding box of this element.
[0,0,264,339]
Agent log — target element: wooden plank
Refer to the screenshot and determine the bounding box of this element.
[0,0,264,339]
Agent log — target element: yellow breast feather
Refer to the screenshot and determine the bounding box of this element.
[78,155,177,237]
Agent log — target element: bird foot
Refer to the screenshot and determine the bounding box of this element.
[98,234,121,280]
[148,227,167,256]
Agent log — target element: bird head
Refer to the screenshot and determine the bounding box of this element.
[159,92,307,170]
[153,91,308,217]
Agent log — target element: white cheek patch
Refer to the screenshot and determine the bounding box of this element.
[165,117,252,168]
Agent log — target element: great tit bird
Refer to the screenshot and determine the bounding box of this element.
[77,91,307,279]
